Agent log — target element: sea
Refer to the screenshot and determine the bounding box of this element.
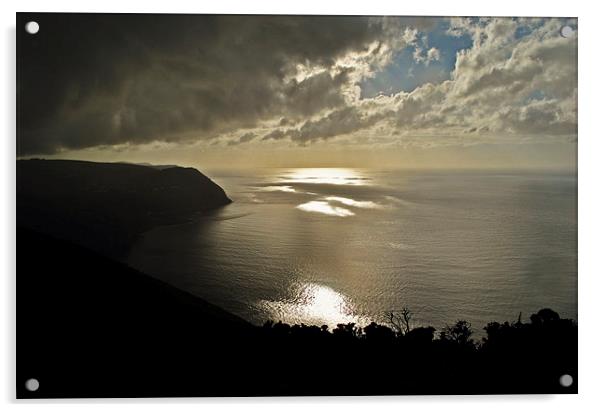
[126,168,577,334]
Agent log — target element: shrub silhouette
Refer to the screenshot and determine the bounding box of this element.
[258,308,576,394]
[404,326,436,345]
[530,307,561,325]
[364,321,396,343]
[440,320,474,346]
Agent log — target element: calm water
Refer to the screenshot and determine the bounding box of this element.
[126,169,577,333]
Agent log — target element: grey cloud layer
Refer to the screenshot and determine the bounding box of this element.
[19,14,426,154]
[18,15,576,154]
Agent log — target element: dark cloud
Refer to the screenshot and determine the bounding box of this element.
[261,106,389,144]
[279,118,292,126]
[290,106,385,143]
[262,129,287,141]
[281,69,351,119]
[227,132,256,146]
[17,13,426,155]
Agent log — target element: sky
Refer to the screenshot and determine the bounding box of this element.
[17,14,577,170]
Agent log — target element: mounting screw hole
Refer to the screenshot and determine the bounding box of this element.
[25,21,39,35]
[559,374,573,387]
[25,378,39,391]
[560,26,574,38]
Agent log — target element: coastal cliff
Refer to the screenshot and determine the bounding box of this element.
[17,159,231,257]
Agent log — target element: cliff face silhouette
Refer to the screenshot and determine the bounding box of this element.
[17,159,231,257]
[16,160,577,397]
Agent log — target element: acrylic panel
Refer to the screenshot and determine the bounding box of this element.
[16,13,577,398]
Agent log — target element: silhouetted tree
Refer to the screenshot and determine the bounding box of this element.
[405,326,436,345]
[364,322,395,343]
[440,320,474,346]
[333,322,361,339]
[388,307,413,336]
[530,308,561,325]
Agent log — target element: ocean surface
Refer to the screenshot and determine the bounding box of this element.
[126,168,577,333]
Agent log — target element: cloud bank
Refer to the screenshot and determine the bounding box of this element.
[18,14,576,155]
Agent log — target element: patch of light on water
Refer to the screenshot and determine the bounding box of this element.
[296,201,355,217]
[258,185,297,192]
[280,168,368,186]
[259,283,360,327]
[325,196,384,209]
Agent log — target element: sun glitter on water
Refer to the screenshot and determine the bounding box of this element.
[259,283,360,327]
[280,168,368,186]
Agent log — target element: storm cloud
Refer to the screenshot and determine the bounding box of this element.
[17,14,428,154]
[17,14,576,155]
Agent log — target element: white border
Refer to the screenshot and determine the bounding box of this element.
[2,0,601,410]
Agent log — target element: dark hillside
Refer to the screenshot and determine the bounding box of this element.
[17,159,231,257]
[17,227,253,398]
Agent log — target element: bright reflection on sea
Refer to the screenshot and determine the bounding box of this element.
[259,185,297,192]
[325,196,383,209]
[259,283,359,326]
[296,200,355,217]
[280,168,368,186]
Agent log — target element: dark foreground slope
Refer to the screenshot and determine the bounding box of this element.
[17,228,255,398]
[18,228,577,398]
[17,159,231,257]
